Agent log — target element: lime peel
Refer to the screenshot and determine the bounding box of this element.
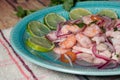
[69,8,92,20]
[26,37,55,52]
[27,21,51,38]
[44,13,66,30]
[97,9,118,19]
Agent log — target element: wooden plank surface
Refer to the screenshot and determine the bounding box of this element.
[0,0,50,29]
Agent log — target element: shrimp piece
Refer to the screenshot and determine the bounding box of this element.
[53,47,71,54]
[59,34,76,49]
[61,25,81,34]
[83,24,101,37]
[77,53,94,63]
[75,33,92,48]
[82,15,93,24]
[72,46,92,54]
[67,25,81,33]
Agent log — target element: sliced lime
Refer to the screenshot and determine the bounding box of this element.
[26,36,54,52]
[44,13,66,30]
[97,9,118,19]
[27,21,51,38]
[69,8,92,20]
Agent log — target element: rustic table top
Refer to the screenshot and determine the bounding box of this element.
[0,0,50,29]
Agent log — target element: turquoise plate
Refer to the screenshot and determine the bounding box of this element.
[10,1,120,76]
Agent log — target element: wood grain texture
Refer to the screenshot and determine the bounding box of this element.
[38,0,51,6]
[0,0,19,29]
[0,0,50,29]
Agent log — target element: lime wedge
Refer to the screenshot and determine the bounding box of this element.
[44,13,66,30]
[27,21,51,38]
[26,36,54,52]
[97,9,118,19]
[69,8,92,20]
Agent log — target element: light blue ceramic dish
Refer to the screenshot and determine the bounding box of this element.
[10,1,120,76]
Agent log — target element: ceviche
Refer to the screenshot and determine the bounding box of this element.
[26,8,120,69]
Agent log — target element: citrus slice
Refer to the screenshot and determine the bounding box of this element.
[69,8,92,20]
[27,21,51,38]
[26,36,54,52]
[44,13,66,30]
[97,9,118,19]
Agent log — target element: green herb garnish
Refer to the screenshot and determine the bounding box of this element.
[114,27,118,31]
[16,6,37,18]
[77,23,86,28]
[16,0,109,18]
[100,27,106,33]
[116,54,119,58]
[90,20,97,24]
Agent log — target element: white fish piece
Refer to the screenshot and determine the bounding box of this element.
[96,43,108,51]
[82,15,93,24]
[93,58,106,65]
[46,31,57,41]
[53,47,70,54]
[73,46,92,54]
[99,50,112,58]
[75,33,92,48]
[77,53,94,63]
[92,36,105,44]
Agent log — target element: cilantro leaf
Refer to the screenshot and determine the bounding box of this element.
[63,0,74,11]
[16,6,25,18]
[77,23,86,28]
[16,6,36,18]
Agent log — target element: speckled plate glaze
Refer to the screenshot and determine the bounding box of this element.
[10,1,120,76]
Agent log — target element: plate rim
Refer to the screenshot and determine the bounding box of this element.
[10,1,120,76]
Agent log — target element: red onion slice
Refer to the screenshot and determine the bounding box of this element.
[98,59,118,69]
[64,19,82,25]
[75,51,82,54]
[116,23,120,28]
[116,23,120,30]
[104,42,115,53]
[98,60,110,69]
[105,37,116,53]
[57,32,72,38]
[102,16,112,27]
[92,43,111,61]
[96,19,104,26]
[56,22,64,37]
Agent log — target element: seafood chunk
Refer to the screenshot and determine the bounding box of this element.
[53,47,71,54]
[82,15,93,24]
[77,53,94,63]
[59,34,76,49]
[83,24,101,37]
[76,33,92,48]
